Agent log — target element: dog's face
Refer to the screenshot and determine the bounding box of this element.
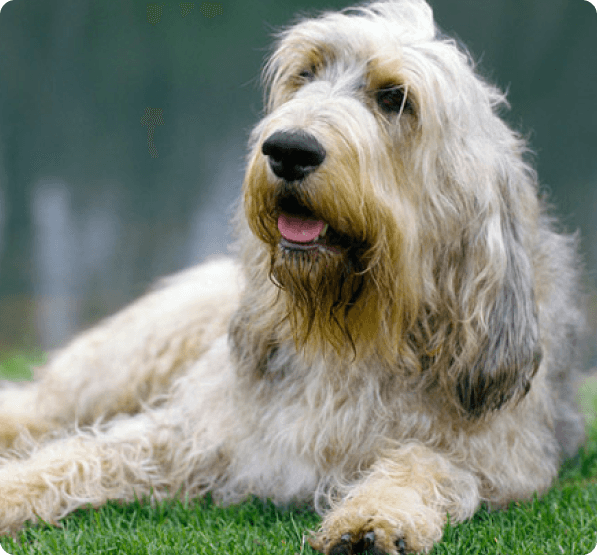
[240,0,541,417]
[242,2,442,358]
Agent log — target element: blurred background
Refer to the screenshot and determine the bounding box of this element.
[0,0,595,367]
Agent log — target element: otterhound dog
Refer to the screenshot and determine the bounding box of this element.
[0,1,587,553]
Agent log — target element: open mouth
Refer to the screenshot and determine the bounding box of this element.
[278,212,328,250]
[276,195,342,252]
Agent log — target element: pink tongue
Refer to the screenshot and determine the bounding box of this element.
[278,213,325,243]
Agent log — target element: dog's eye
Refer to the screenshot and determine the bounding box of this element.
[298,67,316,81]
[376,86,413,115]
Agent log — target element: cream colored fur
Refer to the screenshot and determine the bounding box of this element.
[0,1,587,553]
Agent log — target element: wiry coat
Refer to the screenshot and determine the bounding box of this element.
[0,1,587,553]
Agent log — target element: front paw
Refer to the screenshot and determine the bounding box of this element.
[309,520,408,555]
[311,530,407,555]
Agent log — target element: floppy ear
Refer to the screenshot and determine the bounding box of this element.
[455,228,542,417]
[446,166,543,419]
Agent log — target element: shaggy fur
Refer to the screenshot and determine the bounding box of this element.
[0,1,588,553]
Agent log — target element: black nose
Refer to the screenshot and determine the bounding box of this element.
[261,130,326,182]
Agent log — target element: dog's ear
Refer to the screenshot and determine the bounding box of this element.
[448,170,543,419]
[422,143,544,419]
[454,234,542,418]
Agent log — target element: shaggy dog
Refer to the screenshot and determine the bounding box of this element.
[0,1,587,553]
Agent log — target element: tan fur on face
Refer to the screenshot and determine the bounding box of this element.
[0,1,587,553]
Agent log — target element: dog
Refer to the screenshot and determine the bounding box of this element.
[0,1,588,553]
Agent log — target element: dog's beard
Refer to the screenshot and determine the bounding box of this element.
[269,244,366,357]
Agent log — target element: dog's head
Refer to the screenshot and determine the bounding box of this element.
[238,0,543,418]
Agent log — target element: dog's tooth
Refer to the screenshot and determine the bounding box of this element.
[319,223,329,238]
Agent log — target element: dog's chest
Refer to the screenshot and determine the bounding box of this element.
[231,352,396,487]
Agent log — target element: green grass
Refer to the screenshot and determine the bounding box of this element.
[0,356,596,555]
[1,496,322,555]
[0,351,42,381]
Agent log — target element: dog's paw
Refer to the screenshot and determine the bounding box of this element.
[309,518,408,555]
[314,531,406,555]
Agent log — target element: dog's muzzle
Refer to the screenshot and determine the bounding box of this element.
[262,130,341,252]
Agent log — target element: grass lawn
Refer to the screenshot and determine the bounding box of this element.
[0,355,596,555]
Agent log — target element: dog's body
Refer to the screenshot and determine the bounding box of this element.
[0,1,587,553]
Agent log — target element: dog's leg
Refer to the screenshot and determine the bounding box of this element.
[309,444,481,555]
[0,335,235,535]
[0,258,240,449]
[0,407,221,534]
